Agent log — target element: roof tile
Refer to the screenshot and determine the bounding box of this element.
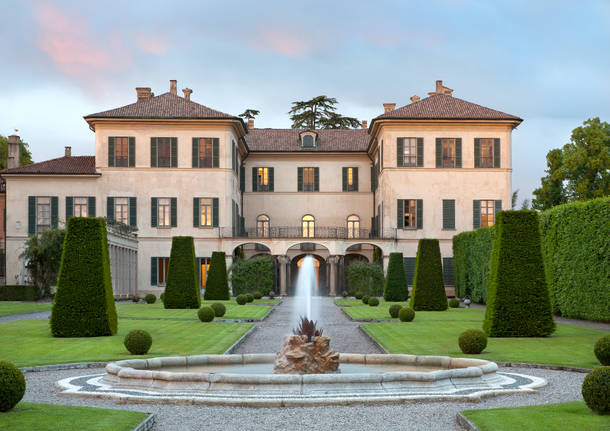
[245,129,369,152]
[1,156,97,175]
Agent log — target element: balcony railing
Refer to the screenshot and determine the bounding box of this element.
[220,226,397,240]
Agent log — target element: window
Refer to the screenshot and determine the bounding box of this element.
[115,137,129,167]
[479,139,494,168]
[36,197,51,231]
[199,198,213,227]
[157,137,171,167]
[480,200,495,227]
[302,215,315,238]
[115,197,129,225]
[157,257,170,285]
[303,167,314,192]
[397,199,422,230]
[343,167,358,192]
[302,135,314,147]
[403,199,417,228]
[198,257,211,288]
[442,199,455,230]
[442,138,456,168]
[443,257,454,286]
[257,215,270,237]
[347,215,360,238]
[257,168,270,191]
[197,138,214,168]
[73,197,88,217]
[402,138,417,167]
[157,198,171,228]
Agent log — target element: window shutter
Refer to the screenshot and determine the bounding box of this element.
[474,138,481,168]
[435,138,442,168]
[170,137,178,168]
[442,199,455,230]
[128,137,135,167]
[212,198,219,227]
[417,137,424,167]
[192,138,199,168]
[240,166,245,192]
[151,198,158,227]
[252,167,258,192]
[232,142,236,172]
[212,138,219,168]
[314,167,319,191]
[404,257,416,286]
[240,216,245,235]
[297,167,303,192]
[397,199,404,229]
[353,167,359,191]
[416,199,423,229]
[150,138,157,167]
[193,198,200,227]
[443,257,454,286]
[473,200,481,229]
[66,196,73,220]
[269,167,274,192]
[151,257,157,286]
[493,138,501,168]
[88,197,96,217]
[108,137,115,167]
[455,138,462,168]
[380,140,383,170]
[342,167,347,191]
[28,196,36,235]
[170,197,177,227]
[107,197,114,222]
[397,138,404,167]
[129,197,137,227]
[495,200,502,216]
[50,196,58,228]
[370,166,375,192]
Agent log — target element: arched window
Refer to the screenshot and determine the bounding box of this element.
[302,215,315,238]
[257,214,270,237]
[347,215,360,238]
[302,135,314,147]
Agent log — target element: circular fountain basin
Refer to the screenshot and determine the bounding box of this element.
[56,353,546,406]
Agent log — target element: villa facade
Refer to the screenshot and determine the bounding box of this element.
[2,80,522,297]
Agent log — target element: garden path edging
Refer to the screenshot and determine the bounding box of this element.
[455,412,480,431]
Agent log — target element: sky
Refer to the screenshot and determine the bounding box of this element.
[1,0,609,202]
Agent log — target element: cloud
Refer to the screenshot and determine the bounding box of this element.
[136,34,171,55]
[249,27,328,58]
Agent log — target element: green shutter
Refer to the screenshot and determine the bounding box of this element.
[416,199,423,229]
[65,196,73,220]
[170,197,177,227]
[435,138,442,168]
[417,137,424,167]
[493,138,501,168]
[455,138,462,168]
[370,166,375,192]
[170,137,178,168]
[192,138,199,168]
[342,167,347,191]
[495,200,502,216]
[193,198,200,227]
[397,138,404,167]
[51,196,58,228]
[240,166,245,192]
[404,257,416,286]
[212,198,219,227]
[151,257,158,286]
[129,197,137,227]
[252,167,258,192]
[297,167,303,192]
[268,167,274,192]
[397,199,404,229]
[473,200,481,229]
[442,199,455,230]
[150,138,157,167]
[240,216,245,235]
[28,196,36,235]
[108,137,115,167]
[314,167,319,191]
[212,138,219,168]
[353,167,359,192]
[107,197,114,222]
[443,257,454,286]
[474,138,481,168]
[128,137,135,167]
[88,197,96,217]
[151,198,158,227]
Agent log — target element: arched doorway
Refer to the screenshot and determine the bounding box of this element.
[286,243,329,296]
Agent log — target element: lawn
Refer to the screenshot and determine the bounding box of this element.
[0,302,52,316]
[340,302,483,321]
[361,309,605,368]
[0,319,253,367]
[0,402,148,431]
[462,401,609,431]
[117,301,273,320]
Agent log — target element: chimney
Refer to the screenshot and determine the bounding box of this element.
[170,80,177,95]
[361,120,367,129]
[7,135,20,169]
[65,146,71,157]
[136,87,152,101]
[247,119,254,129]
[429,80,453,96]
[410,95,420,103]
[182,88,192,101]
[383,103,396,113]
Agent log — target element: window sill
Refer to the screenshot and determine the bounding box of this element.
[196,226,218,229]
[442,228,456,231]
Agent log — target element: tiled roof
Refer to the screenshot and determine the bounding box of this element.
[245,128,370,152]
[85,92,238,120]
[1,156,97,175]
[376,94,522,121]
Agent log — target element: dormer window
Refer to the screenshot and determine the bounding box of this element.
[303,135,314,147]
[299,131,318,150]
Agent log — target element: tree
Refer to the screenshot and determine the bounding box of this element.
[239,109,260,120]
[511,190,519,209]
[20,227,65,298]
[346,262,384,297]
[0,135,33,169]
[383,252,408,301]
[532,149,568,210]
[409,239,448,311]
[288,96,360,130]
[204,251,230,300]
[230,255,274,296]
[164,236,200,309]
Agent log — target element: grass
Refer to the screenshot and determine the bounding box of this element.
[117,301,272,320]
[0,402,148,431]
[0,302,52,316]
[461,401,609,431]
[361,308,605,368]
[0,319,253,367]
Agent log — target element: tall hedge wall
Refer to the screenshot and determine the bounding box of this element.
[0,285,37,301]
[346,261,384,297]
[231,255,274,296]
[410,239,448,311]
[540,197,610,321]
[50,217,117,337]
[204,251,230,300]
[453,226,494,302]
[164,236,200,309]
[383,252,408,301]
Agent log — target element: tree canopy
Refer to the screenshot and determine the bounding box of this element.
[239,109,260,120]
[20,227,65,297]
[0,135,33,169]
[288,96,360,129]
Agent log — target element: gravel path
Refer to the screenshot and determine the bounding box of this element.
[0,310,51,322]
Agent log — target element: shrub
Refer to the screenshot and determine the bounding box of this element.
[131,295,139,303]
[160,292,165,302]
[449,298,460,308]
[268,291,275,299]
[0,285,37,301]
[399,307,415,322]
[362,295,369,304]
[342,291,348,298]
[368,297,379,306]
[210,302,226,317]
[123,330,152,355]
[164,236,200,309]
[458,329,488,354]
[410,239,447,311]
[0,361,26,412]
[355,292,363,300]
[253,291,262,300]
[384,252,408,301]
[144,294,156,304]
[236,294,247,305]
[595,335,610,366]
[198,306,215,322]
[581,367,610,414]
[50,217,117,337]
[453,226,495,302]
[245,293,254,303]
[230,255,274,296]
[20,227,65,298]
[483,211,555,337]
[346,262,384,297]
[389,304,403,318]
[204,252,230,300]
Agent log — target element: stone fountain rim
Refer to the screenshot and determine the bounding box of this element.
[105,353,498,385]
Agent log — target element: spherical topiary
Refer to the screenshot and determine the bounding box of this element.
[253,291,263,300]
[0,361,26,412]
[145,294,156,304]
[362,296,369,304]
[594,335,610,366]
[123,330,152,355]
[581,366,609,414]
[355,292,363,300]
[198,306,215,322]
[448,298,460,308]
[245,293,254,303]
[210,302,226,317]
[389,304,403,318]
[236,294,247,305]
[368,297,379,306]
[458,329,488,354]
[399,307,415,322]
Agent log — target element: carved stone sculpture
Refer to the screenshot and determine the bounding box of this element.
[274,335,340,374]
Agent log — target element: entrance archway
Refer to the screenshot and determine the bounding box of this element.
[286,243,329,296]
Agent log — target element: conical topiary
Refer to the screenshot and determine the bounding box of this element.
[410,239,448,311]
[383,252,408,301]
[164,236,200,309]
[204,251,230,300]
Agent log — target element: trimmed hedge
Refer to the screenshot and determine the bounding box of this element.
[383,252,408,301]
[0,285,38,301]
[581,367,610,414]
[204,252,230,300]
[483,211,555,337]
[123,330,152,355]
[389,304,402,318]
[198,306,215,322]
[449,298,460,308]
[0,361,26,412]
[453,226,494,302]
[368,297,379,306]
[410,239,448,311]
[399,307,415,322]
[210,302,226,317]
[50,217,117,337]
[346,261,384,297]
[144,294,156,304]
[164,236,200,309]
[230,255,274,296]
[236,294,247,305]
[458,329,487,354]
[595,335,610,366]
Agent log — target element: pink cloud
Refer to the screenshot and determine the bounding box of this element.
[250,27,327,58]
[136,34,171,55]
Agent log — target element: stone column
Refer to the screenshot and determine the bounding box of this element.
[277,255,287,296]
[383,255,390,274]
[329,256,337,297]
